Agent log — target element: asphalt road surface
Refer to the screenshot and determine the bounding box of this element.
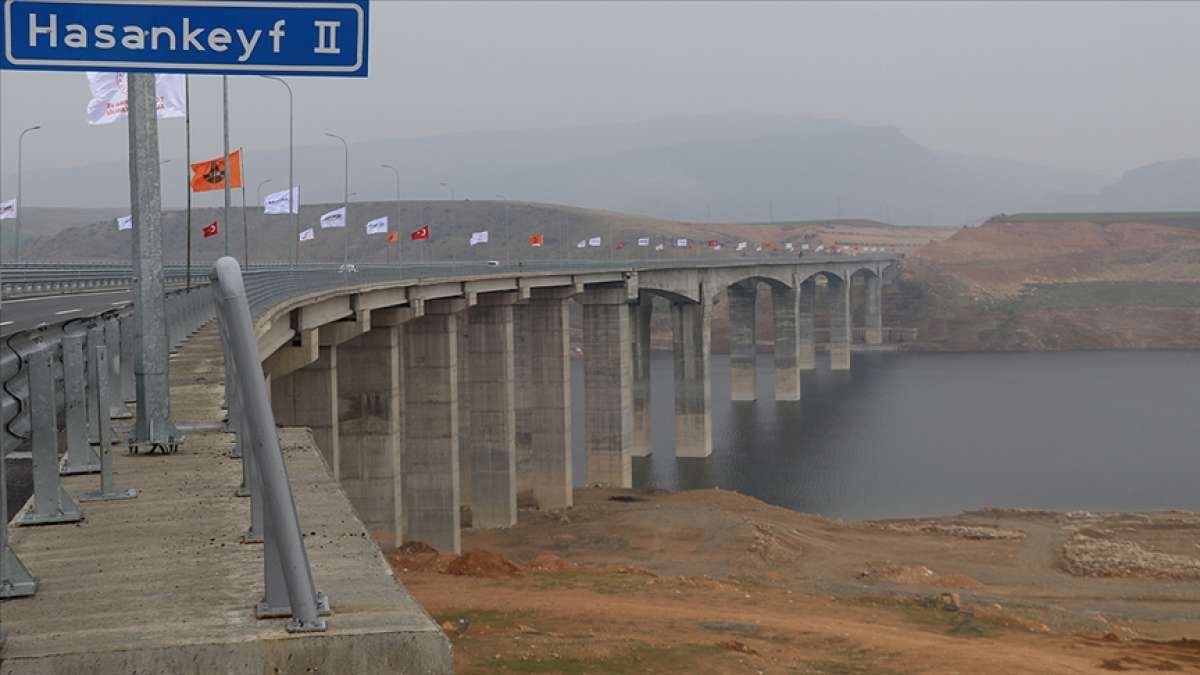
[0,289,133,337]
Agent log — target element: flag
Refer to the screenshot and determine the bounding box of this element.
[528,234,544,247]
[366,217,389,235]
[86,72,185,126]
[191,149,243,192]
[713,244,722,250]
[387,232,399,243]
[588,237,602,247]
[637,237,650,247]
[576,240,587,249]
[263,187,299,215]
[469,230,490,246]
[116,215,132,231]
[299,227,315,242]
[676,238,688,248]
[202,220,220,238]
[616,242,625,250]
[411,224,430,240]
[0,198,15,220]
[815,244,825,252]
[736,241,748,251]
[801,244,810,251]
[755,245,763,252]
[707,239,719,249]
[320,207,346,229]
[654,243,665,251]
[785,242,794,251]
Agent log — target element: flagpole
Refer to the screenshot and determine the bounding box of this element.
[221,75,231,260]
[184,75,192,289]
[240,148,249,267]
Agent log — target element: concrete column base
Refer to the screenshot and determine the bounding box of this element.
[773,286,801,401]
[402,300,463,554]
[728,282,757,400]
[515,293,574,510]
[798,276,816,370]
[629,300,652,457]
[337,327,403,550]
[465,296,518,529]
[829,277,851,371]
[865,273,883,346]
[672,301,712,458]
[581,286,633,488]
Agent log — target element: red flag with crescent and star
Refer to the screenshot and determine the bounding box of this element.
[411,224,430,241]
[202,220,220,238]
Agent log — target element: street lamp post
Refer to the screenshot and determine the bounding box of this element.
[260,76,296,268]
[257,179,272,206]
[381,164,400,265]
[440,181,455,201]
[325,132,350,267]
[495,195,511,265]
[13,125,41,262]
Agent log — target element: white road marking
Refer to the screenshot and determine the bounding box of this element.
[111,301,130,306]
[54,309,82,316]
[0,321,12,327]
[3,290,131,304]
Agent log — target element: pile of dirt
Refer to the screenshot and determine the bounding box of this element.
[873,520,1027,540]
[857,561,985,589]
[524,552,576,572]
[1060,534,1200,580]
[445,549,524,578]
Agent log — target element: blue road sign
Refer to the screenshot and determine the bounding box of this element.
[1,0,368,76]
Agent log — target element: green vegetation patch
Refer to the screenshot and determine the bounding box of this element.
[487,643,724,674]
[987,211,1200,229]
[1012,282,1200,310]
[433,608,533,631]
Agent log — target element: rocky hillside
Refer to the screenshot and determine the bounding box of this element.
[892,213,1200,350]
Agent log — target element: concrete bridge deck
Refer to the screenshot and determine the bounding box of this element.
[0,326,451,674]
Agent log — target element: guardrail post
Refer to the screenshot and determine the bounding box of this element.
[61,332,101,475]
[210,257,328,632]
[105,317,132,419]
[1,455,38,597]
[242,424,263,544]
[80,344,138,503]
[16,344,83,526]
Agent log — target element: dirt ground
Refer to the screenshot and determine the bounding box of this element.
[389,488,1200,674]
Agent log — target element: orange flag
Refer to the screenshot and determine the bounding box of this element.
[528,234,544,247]
[386,232,399,243]
[190,149,243,192]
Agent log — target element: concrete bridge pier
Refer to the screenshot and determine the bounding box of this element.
[402,298,464,554]
[772,286,801,401]
[336,324,404,550]
[514,290,575,510]
[728,281,758,401]
[798,277,816,370]
[464,294,519,529]
[271,346,339,473]
[864,273,883,346]
[829,276,851,370]
[581,285,634,488]
[672,298,712,457]
[629,299,653,458]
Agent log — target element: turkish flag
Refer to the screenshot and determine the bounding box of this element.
[190,150,243,192]
[707,239,719,248]
[616,242,625,250]
[411,224,430,241]
[527,234,544,247]
[202,220,220,238]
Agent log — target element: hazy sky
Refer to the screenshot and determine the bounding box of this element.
[2,1,1198,187]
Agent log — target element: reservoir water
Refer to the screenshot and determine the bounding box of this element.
[571,350,1200,520]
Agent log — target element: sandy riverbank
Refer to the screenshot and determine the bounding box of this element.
[389,487,1200,673]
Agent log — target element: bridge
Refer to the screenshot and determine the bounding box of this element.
[1,254,896,672]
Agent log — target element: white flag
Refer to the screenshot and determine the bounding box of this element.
[736,241,747,251]
[576,240,587,249]
[756,245,763,252]
[116,215,132,231]
[713,244,722,250]
[588,237,602,247]
[320,207,346,229]
[299,227,315,242]
[637,237,650,247]
[815,244,825,252]
[785,242,794,251]
[654,243,665,251]
[86,72,185,126]
[0,198,15,220]
[676,238,688,248]
[263,187,299,215]
[801,243,810,251]
[469,230,490,246]
[366,217,389,235]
